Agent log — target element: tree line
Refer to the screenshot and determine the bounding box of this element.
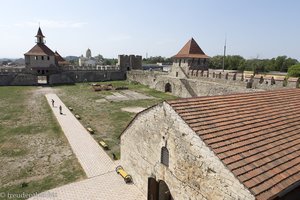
[209,55,299,73]
[142,56,172,64]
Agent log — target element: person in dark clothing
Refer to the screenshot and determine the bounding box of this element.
[59,105,62,115]
[51,99,55,107]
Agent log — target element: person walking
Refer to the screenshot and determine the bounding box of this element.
[59,105,62,115]
[51,99,55,107]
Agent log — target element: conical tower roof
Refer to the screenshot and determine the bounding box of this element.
[173,38,209,59]
[35,27,45,38]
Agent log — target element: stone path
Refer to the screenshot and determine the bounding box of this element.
[121,107,146,113]
[105,90,155,102]
[29,93,145,200]
[45,93,114,178]
[30,172,145,200]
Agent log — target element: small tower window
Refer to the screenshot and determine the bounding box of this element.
[161,147,169,167]
[35,56,38,60]
[47,56,50,60]
[41,56,44,60]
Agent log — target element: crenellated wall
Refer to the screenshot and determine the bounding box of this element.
[188,69,300,89]
[127,70,299,98]
[127,70,259,98]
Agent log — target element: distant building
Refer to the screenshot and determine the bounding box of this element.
[171,37,209,78]
[78,48,102,67]
[24,27,61,75]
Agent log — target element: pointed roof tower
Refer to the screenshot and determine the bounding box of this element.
[24,27,55,56]
[173,38,209,59]
[36,27,45,37]
[36,27,45,44]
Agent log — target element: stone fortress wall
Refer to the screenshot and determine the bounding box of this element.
[0,54,142,86]
[0,67,125,86]
[189,69,300,89]
[127,69,300,98]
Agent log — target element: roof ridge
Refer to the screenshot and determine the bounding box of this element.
[167,88,300,104]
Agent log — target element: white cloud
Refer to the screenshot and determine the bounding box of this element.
[14,20,87,28]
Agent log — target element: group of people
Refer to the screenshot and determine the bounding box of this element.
[51,99,63,115]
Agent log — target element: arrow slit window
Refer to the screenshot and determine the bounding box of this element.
[161,147,169,167]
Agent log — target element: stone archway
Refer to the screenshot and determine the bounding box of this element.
[158,180,173,200]
[165,83,172,93]
[148,178,173,200]
[148,177,158,200]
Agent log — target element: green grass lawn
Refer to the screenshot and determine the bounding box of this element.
[0,86,85,199]
[56,81,177,159]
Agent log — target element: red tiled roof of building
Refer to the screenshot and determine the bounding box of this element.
[173,38,209,59]
[54,51,65,62]
[167,89,300,200]
[24,44,55,56]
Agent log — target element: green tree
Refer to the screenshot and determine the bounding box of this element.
[143,56,171,64]
[288,64,300,77]
[226,55,245,70]
[94,54,104,63]
[208,55,223,69]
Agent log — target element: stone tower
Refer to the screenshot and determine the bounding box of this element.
[86,48,92,58]
[24,27,58,75]
[171,38,209,78]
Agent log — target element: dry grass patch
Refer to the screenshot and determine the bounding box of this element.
[0,86,85,199]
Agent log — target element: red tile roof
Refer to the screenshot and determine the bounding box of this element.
[54,51,66,62]
[173,38,209,59]
[167,89,300,200]
[24,44,55,56]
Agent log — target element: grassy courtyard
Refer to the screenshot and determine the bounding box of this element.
[0,81,176,199]
[0,86,85,199]
[56,81,177,159]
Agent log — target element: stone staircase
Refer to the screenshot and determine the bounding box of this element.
[179,79,198,97]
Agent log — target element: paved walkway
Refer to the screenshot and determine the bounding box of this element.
[45,93,114,178]
[30,172,145,200]
[29,93,145,200]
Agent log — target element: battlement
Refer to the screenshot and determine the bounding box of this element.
[188,69,300,89]
[62,65,120,71]
[0,67,26,74]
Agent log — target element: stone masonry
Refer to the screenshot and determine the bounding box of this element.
[121,102,255,200]
[127,70,257,98]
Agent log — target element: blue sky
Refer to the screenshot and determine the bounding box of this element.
[0,0,299,60]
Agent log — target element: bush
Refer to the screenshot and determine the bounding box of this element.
[288,64,300,77]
